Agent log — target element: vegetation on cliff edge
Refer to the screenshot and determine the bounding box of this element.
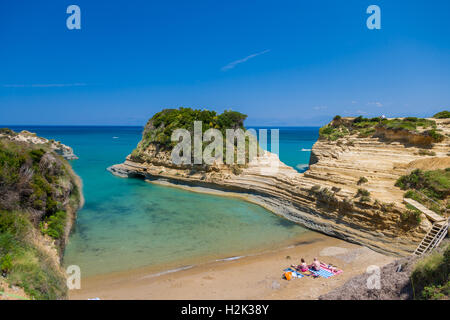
[0,129,81,299]
[140,108,247,149]
[319,114,445,143]
[433,110,450,119]
[132,107,258,166]
[411,244,450,300]
[395,168,450,215]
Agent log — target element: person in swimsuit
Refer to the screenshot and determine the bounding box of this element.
[298,258,308,272]
[310,257,321,271]
[291,258,308,272]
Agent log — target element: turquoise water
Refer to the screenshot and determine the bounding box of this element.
[8,126,319,277]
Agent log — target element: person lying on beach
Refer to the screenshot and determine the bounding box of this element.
[291,258,308,272]
[310,257,321,271]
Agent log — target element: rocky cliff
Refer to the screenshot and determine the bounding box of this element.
[109,113,450,257]
[0,128,83,299]
[0,129,79,160]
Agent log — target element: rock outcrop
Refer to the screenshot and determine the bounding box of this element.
[0,128,83,299]
[0,129,78,160]
[109,116,450,257]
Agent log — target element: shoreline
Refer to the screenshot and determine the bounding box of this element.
[109,164,414,257]
[69,231,396,300]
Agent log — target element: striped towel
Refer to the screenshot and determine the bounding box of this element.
[283,268,304,278]
[320,263,343,276]
[309,268,334,279]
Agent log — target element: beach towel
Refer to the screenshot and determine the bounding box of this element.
[308,263,343,278]
[283,268,304,279]
[309,268,334,278]
[320,263,343,276]
[299,269,317,277]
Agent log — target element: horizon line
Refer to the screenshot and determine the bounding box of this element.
[1,124,322,128]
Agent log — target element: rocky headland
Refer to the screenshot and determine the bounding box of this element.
[0,128,83,299]
[0,129,79,160]
[109,109,450,257]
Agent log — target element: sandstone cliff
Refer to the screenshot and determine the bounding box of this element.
[109,114,450,257]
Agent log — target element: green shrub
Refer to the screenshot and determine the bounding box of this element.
[357,177,368,185]
[396,169,450,201]
[42,210,67,240]
[425,129,445,142]
[319,125,349,141]
[29,149,46,163]
[357,127,376,138]
[402,204,422,224]
[411,245,450,299]
[418,149,436,156]
[316,187,338,203]
[0,253,13,274]
[135,107,249,162]
[353,116,366,124]
[333,115,341,121]
[355,188,370,197]
[433,110,450,119]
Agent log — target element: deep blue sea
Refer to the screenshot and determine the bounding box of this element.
[6,126,319,276]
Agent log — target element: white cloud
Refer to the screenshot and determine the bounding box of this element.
[367,101,383,107]
[313,106,327,110]
[221,50,270,71]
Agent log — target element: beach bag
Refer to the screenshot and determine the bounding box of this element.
[284,271,293,280]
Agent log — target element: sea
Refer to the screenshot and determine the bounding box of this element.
[6,126,319,277]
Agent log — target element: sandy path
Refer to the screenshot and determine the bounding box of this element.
[69,232,395,300]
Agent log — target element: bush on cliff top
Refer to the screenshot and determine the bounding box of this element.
[433,110,450,119]
[318,125,349,141]
[319,115,442,142]
[133,108,256,165]
[142,107,247,149]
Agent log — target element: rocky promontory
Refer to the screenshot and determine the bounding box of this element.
[109,109,450,257]
[0,129,78,160]
[0,128,83,299]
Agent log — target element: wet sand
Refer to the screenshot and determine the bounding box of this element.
[69,232,395,300]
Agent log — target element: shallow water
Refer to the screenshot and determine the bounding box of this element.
[7,126,319,276]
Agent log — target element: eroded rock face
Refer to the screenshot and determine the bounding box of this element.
[109,118,450,256]
[0,130,78,160]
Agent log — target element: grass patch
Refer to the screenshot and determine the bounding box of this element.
[319,125,349,141]
[418,149,436,156]
[396,169,450,201]
[318,115,442,143]
[397,169,449,215]
[0,211,67,300]
[411,244,450,300]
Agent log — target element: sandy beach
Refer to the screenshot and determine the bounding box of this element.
[69,231,396,300]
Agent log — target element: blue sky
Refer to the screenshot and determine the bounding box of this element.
[0,0,449,126]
